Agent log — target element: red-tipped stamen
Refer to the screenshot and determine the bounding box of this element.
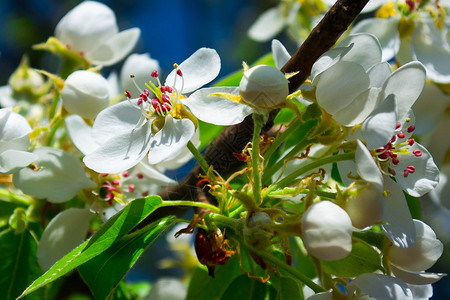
[125,90,132,98]
[407,125,415,133]
[413,149,422,157]
[128,184,135,192]
[151,70,159,77]
[397,133,406,139]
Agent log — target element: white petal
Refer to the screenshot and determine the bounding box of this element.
[411,84,450,135]
[147,278,187,300]
[389,220,443,272]
[61,70,110,119]
[306,290,332,300]
[165,48,220,93]
[55,1,118,53]
[301,201,353,261]
[348,273,412,300]
[91,100,141,144]
[87,28,141,66]
[381,179,416,248]
[316,61,370,114]
[65,115,99,155]
[271,39,291,69]
[120,53,160,98]
[310,45,352,84]
[380,61,426,121]
[84,121,153,173]
[338,33,382,70]
[361,94,397,149]
[430,164,450,210]
[360,0,386,12]
[148,117,195,165]
[367,62,392,88]
[351,18,400,61]
[0,108,32,142]
[13,147,96,203]
[333,87,381,126]
[391,265,446,285]
[394,143,439,197]
[133,162,176,186]
[355,140,384,192]
[0,149,37,174]
[247,6,286,42]
[412,22,450,83]
[407,284,433,300]
[37,208,93,271]
[183,87,253,125]
[157,129,200,170]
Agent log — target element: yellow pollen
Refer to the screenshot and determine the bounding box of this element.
[173,63,179,69]
[376,2,397,18]
[351,124,362,134]
[405,117,411,122]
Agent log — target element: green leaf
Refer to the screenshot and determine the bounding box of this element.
[0,229,44,300]
[220,275,268,300]
[78,216,176,299]
[405,192,421,220]
[321,240,383,277]
[19,195,165,298]
[198,120,225,149]
[186,256,242,300]
[270,276,304,300]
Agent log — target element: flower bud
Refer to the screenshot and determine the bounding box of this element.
[239,65,289,109]
[343,183,383,229]
[302,201,353,260]
[61,70,109,119]
[244,211,275,249]
[389,220,443,272]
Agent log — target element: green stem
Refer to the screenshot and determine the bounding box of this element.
[252,114,264,205]
[161,200,220,214]
[262,138,312,184]
[46,116,64,146]
[186,140,210,174]
[207,213,240,230]
[268,152,355,192]
[48,90,60,120]
[233,232,325,293]
[268,188,336,200]
[263,119,302,162]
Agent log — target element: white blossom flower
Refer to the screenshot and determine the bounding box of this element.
[61,70,110,119]
[0,108,38,174]
[352,1,450,83]
[247,1,301,42]
[388,219,445,286]
[37,208,93,271]
[301,201,353,260]
[13,147,96,203]
[82,48,220,173]
[55,1,140,66]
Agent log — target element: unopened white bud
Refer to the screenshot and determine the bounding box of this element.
[302,201,353,260]
[239,65,289,109]
[344,183,383,229]
[61,70,109,119]
[389,220,443,272]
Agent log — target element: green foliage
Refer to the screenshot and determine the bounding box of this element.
[78,216,176,299]
[19,195,167,298]
[321,240,383,277]
[0,228,44,300]
[186,256,242,300]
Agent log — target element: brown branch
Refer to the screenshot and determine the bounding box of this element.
[146,0,369,222]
